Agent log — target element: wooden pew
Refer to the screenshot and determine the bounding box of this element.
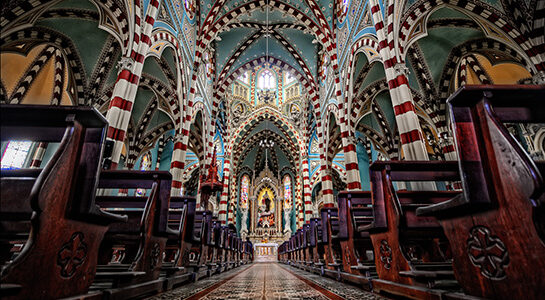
[298,228,306,267]
[0,105,125,300]
[205,217,221,276]
[223,229,235,270]
[291,235,297,265]
[235,236,240,266]
[288,236,294,264]
[309,217,326,274]
[336,191,376,289]
[278,241,285,263]
[294,229,303,267]
[320,207,343,280]
[302,224,313,270]
[243,240,253,264]
[416,85,545,300]
[92,170,174,298]
[230,232,239,268]
[368,161,462,299]
[162,196,195,289]
[217,226,229,271]
[188,210,213,280]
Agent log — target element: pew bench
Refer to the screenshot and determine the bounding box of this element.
[336,191,376,289]
[368,161,462,299]
[319,208,345,280]
[1,105,124,300]
[161,196,195,289]
[415,85,545,300]
[91,170,173,298]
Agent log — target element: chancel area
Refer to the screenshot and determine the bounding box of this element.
[1,0,544,299]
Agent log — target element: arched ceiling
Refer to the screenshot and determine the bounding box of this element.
[215,14,320,81]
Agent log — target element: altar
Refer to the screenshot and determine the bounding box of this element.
[253,243,278,262]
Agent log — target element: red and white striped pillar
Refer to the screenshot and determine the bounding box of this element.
[170,135,187,196]
[318,122,335,207]
[369,1,429,161]
[218,152,230,224]
[341,134,361,190]
[104,0,160,169]
[301,154,313,223]
[29,142,48,168]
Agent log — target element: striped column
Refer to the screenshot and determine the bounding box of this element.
[341,134,361,190]
[301,155,313,223]
[318,123,334,207]
[104,0,160,169]
[218,152,230,224]
[29,142,48,168]
[228,201,236,226]
[369,1,428,161]
[338,58,361,191]
[295,173,304,226]
[170,91,195,195]
[170,136,187,196]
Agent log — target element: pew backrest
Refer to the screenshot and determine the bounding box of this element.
[447,85,545,212]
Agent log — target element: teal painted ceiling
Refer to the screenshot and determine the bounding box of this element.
[227,37,306,78]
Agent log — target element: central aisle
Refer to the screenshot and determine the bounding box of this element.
[150,263,385,299]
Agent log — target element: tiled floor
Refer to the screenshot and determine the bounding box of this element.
[149,263,386,299]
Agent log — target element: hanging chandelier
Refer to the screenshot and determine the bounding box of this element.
[259,0,275,150]
[265,0,271,68]
[259,138,275,148]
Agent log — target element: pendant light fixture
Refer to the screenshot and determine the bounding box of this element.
[259,0,274,150]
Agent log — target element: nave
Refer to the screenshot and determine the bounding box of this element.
[149,263,384,300]
[2,0,545,299]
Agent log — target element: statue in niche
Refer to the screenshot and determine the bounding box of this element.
[240,207,249,237]
[283,206,292,235]
[257,191,275,228]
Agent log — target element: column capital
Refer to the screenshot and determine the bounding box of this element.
[393,62,410,77]
[532,71,545,84]
[345,135,357,145]
[116,57,135,74]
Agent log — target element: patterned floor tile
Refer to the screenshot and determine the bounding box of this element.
[148,263,387,300]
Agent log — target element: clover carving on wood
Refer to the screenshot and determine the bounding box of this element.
[467,225,509,280]
[57,232,88,278]
[379,239,392,270]
[150,242,161,269]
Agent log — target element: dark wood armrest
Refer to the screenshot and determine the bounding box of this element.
[415,193,491,218]
[159,227,180,240]
[0,284,22,297]
[80,204,128,225]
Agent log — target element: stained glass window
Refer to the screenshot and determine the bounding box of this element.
[136,152,152,196]
[1,141,32,169]
[283,175,292,209]
[258,69,276,89]
[140,152,151,171]
[240,175,249,209]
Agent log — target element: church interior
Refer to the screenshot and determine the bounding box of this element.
[1,0,544,299]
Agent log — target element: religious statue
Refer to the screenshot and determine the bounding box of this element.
[257,192,275,228]
[283,206,292,235]
[240,207,249,235]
